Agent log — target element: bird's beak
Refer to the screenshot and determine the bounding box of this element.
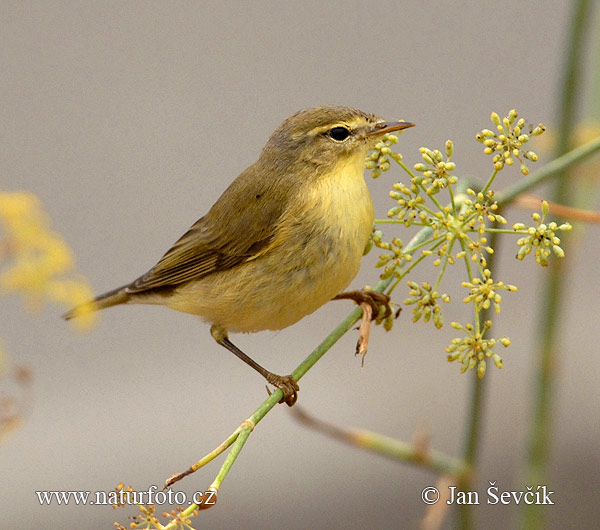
[366,120,415,137]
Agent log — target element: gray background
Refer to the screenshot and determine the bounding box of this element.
[1,1,599,529]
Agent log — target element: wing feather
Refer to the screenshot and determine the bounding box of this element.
[126,164,288,294]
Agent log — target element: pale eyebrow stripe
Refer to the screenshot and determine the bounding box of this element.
[309,117,366,136]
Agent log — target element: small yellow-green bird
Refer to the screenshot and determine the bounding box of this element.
[64,106,414,405]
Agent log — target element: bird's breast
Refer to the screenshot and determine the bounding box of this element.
[272,155,374,298]
[303,154,375,253]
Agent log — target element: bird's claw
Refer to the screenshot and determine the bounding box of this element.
[335,289,393,321]
[266,373,299,406]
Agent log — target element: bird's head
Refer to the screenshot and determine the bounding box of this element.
[261,105,414,172]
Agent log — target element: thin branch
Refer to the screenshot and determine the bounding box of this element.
[160,225,435,513]
[164,424,246,488]
[520,1,594,528]
[292,408,469,478]
[457,227,499,530]
[513,193,600,223]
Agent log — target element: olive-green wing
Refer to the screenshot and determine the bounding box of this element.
[126,166,287,294]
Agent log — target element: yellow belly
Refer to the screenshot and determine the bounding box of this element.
[168,158,374,333]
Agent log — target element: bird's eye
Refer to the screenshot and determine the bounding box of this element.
[328,126,351,142]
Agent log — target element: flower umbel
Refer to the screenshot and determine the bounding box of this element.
[476,109,545,174]
[446,321,510,379]
[371,229,411,280]
[462,269,517,313]
[365,109,567,378]
[387,182,426,227]
[404,281,450,329]
[513,200,572,266]
[413,141,458,195]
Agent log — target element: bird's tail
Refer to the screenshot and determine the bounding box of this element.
[62,284,131,320]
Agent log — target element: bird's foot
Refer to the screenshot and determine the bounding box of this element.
[334,289,401,365]
[265,373,299,407]
[334,289,393,321]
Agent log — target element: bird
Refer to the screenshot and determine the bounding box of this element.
[63,106,414,405]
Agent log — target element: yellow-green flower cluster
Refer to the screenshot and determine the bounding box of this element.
[366,133,403,178]
[476,109,545,175]
[365,108,564,379]
[387,182,425,226]
[371,229,409,280]
[513,200,572,266]
[452,189,506,267]
[404,281,450,329]
[446,320,510,378]
[413,141,458,194]
[462,268,517,313]
[462,189,507,232]
[0,191,97,329]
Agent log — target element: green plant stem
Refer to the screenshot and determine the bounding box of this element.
[354,430,467,475]
[389,240,445,293]
[592,11,600,119]
[189,429,240,473]
[423,188,445,212]
[293,408,469,477]
[485,228,529,234]
[520,1,593,528]
[433,240,455,292]
[481,169,499,195]
[174,224,437,508]
[457,377,485,530]
[396,158,418,178]
[288,225,434,387]
[210,423,253,491]
[457,228,499,530]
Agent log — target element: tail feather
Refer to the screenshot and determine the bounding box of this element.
[62,284,131,320]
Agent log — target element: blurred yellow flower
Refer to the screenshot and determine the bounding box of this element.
[0,190,97,440]
[0,191,97,329]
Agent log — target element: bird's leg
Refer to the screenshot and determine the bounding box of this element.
[333,289,396,364]
[211,326,299,406]
[333,289,393,320]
